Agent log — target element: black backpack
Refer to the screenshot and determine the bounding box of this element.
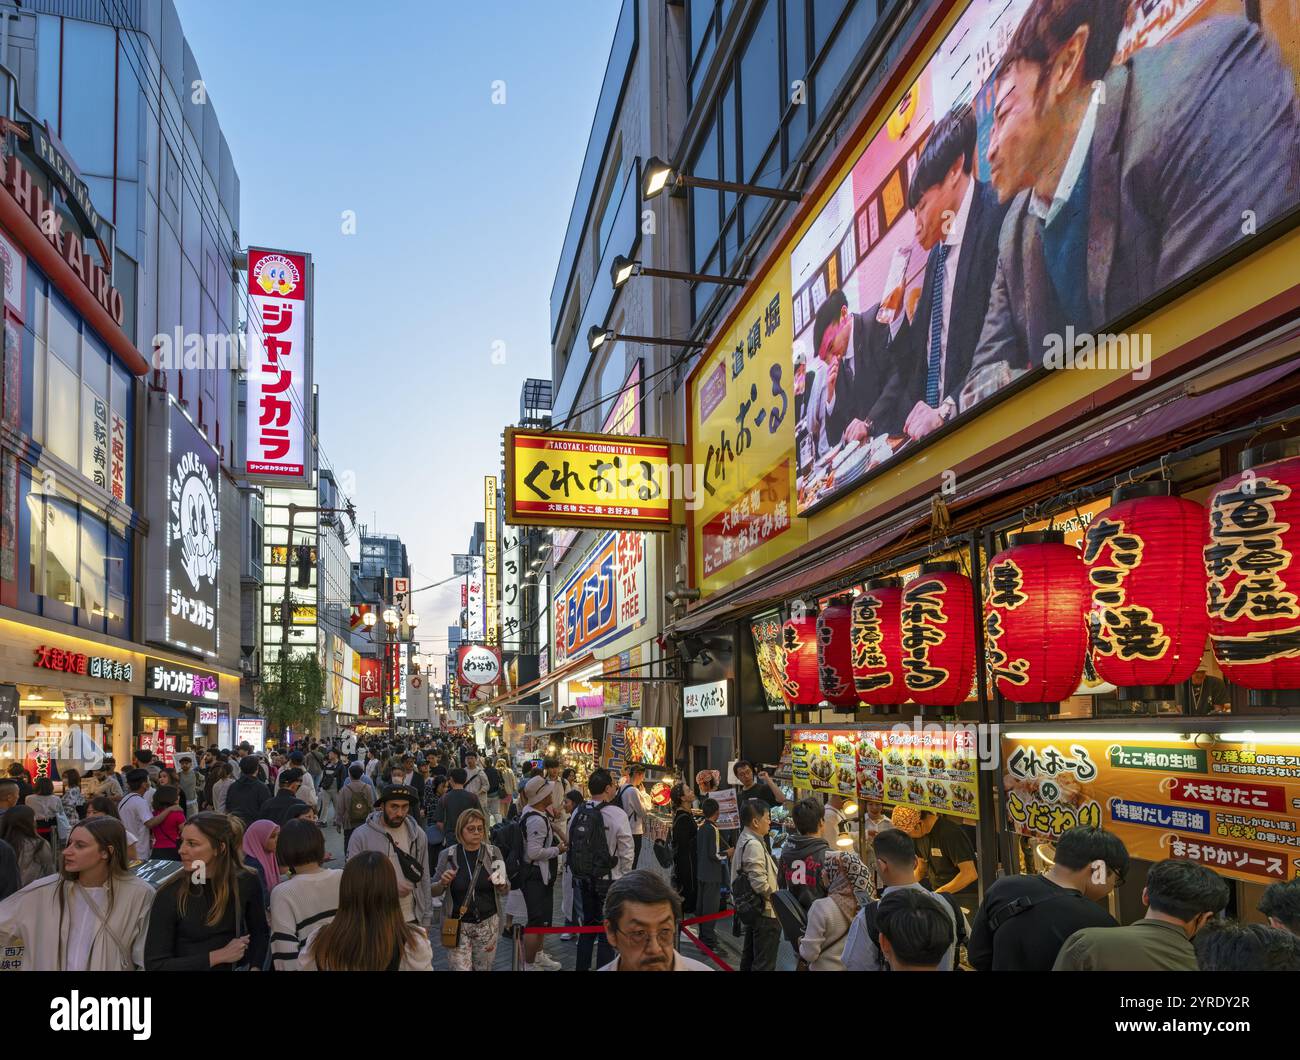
[861,891,967,971]
[567,801,615,880]
[485,766,503,798]
[490,816,529,888]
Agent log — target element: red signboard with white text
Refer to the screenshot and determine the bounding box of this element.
[244,247,312,486]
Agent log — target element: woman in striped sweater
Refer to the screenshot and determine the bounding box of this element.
[268,819,341,971]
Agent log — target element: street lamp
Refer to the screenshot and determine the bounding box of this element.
[641,154,802,203]
[586,325,707,354]
[611,254,745,290]
[362,610,377,628]
[407,612,420,630]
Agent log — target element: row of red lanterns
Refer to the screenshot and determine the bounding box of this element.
[780,448,1300,709]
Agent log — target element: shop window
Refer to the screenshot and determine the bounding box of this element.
[77,510,108,633]
[107,524,130,641]
[46,356,79,466]
[43,494,78,623]
[21,468,41,613]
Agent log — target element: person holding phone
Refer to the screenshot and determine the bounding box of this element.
[430,808,508,971]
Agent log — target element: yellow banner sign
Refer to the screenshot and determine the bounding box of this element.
[1001,733,1300,884]
[505,427,675,532]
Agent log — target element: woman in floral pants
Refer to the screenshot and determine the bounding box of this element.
[431,808,508,972]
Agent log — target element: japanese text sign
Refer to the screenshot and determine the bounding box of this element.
[245,247,312,486]
[1001,733,1300,884]
[552,530,647,666]
[506,428,675,532]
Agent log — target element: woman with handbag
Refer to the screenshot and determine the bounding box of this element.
[143,812,269,971]
[299,851,433,970]
[798,850,873,971]
[0,817,154,970]
[430,807,508,971]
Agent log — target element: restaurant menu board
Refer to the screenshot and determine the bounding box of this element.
[625,726,669,768]
[879,730,979,820]
[1001,735,1300,884]
[714,787,741,831]
[793,728,979,820]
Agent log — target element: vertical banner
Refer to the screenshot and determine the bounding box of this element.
[485,476,499,647]
[244,247,313,486]
[501,526,523,652]
[467,556,484,642]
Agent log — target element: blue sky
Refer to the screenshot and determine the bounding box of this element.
[175,0,622,653]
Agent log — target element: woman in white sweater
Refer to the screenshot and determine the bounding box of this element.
[0,817,154,970]
[269,819,341,971]
[799,850,874,971]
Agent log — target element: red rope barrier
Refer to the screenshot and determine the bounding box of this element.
[679,925,735,972]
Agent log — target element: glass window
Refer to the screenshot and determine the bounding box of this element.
[691,122,720,272]
[107,524,130,641]
[48,293,80,369]
[594,142,624,261]
[22,470,42,610]
[720,85,738,221]
[690,0,715,61]
[46,357,79,466]
[740,0,781,182]
[815,0,876,111]
[82,330,110,401]
[43,495,78,610]
[78,509,108,632]
[22,285,44,440]
[786,0,809,84]
[813,0,850,55]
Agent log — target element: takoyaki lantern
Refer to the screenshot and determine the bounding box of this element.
[1206,442,1300,706]
[1085,481,1209,700]
[900,562,976,710]
[818,596,860,713]
[851,577,907,714]
[782,605,822,707]
[984,531,1089,711]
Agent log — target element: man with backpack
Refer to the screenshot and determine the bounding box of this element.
[616,765,648,868]
[842,828,969,971]
[336,763,375,852]
[567,768,635,971]
[483,759,505,826]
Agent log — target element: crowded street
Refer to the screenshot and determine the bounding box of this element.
[1,0,1300,1033]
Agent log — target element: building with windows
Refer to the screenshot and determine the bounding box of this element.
[0,0,246,769]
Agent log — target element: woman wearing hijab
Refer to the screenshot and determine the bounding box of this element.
[798,850,873,970]
[241,819,281,908]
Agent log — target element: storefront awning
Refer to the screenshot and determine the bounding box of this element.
[477,652,597,711]
[139,702,186,719]
[671,350,1300,635]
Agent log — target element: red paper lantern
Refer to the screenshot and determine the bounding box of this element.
[1205,443,1300,698]
[817,596,859,709]
[1084,481,1209,697]
[851,577,907,708]
[900,562,976,708]
[782,611,821,706]
[984,531,1089,705]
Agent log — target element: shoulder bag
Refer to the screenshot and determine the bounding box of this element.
[440,845,487,950]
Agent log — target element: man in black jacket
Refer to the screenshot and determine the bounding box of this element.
[257,768,308,826]
[439,768,481,837]
[777,797,831,912]
[969,825,1128,971]
[225,756,272,825]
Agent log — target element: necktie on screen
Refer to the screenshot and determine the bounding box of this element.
[926,242,950,408]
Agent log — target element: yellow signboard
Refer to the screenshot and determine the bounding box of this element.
[1002,731,1300,885]
[505,427,676,532]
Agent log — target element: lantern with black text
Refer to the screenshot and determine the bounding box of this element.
[900,563,975,708]
[818,596,859,711]
[985,531,1089,708]
[1084,481,1209,699]
[851,577,906,711]
[1206,442,1300,703]
[782,607,821,707]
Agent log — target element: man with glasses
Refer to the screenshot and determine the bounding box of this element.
[970,825,1129,971]
[598,869,712,971]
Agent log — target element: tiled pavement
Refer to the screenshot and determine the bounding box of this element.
[322,820,798,971]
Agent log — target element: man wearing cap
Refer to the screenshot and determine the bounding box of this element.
[346,782,432,926]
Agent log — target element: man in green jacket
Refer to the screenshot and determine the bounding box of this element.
[1053,859,1229,971]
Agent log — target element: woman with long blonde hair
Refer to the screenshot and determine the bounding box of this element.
[143,811,269,970]
[299,850,432,971]
[0,816,154,970]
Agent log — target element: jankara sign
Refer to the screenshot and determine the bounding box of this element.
[552,530,647,666]
[1001,732,1300,884]
[687,0,1300,594]
[147,398,220,658]
[245,247,313,486]
[144,657,220,702]
[505,427,675,532]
